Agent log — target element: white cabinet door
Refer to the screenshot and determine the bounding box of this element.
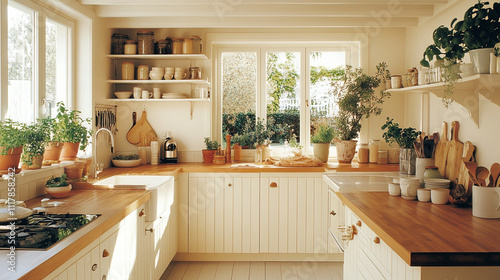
[188,173,260,253]
[260,173,329,254]
[328,189,345,253]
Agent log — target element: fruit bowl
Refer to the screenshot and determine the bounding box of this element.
[114,91,132,99]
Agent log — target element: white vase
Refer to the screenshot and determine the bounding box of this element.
[469,48,494,74]
[472,185,500,219]
[313,143,330,163]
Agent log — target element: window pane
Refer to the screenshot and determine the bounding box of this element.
[222,52,257,146]
[266,52,300,145]
[46,19,69,116]
[7,5,35,123]
[309,51,346,149]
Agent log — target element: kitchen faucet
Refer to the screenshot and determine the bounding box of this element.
[93,128,115,178]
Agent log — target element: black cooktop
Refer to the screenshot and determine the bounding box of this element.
[0,213,100,250]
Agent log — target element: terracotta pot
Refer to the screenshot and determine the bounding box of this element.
[21,155,44,170]
[45,185,72,198]
[202,149,216,163]
[335,140,357,163]
[60,142,80,161]
[0,146,23,174]
[64,165,84,180]
[43,142,63,164]
[313,143,330,163]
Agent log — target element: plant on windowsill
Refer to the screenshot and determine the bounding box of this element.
[331,65,390,163]
[52,102,92,161]
[202,137,218,163]
[21,119,51,170]
[311,125,335,163]
[45,174,72,198]
[381,118,421,175]
[0,120,27,174]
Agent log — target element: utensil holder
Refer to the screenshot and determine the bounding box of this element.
[473,185,500,219]
[399,148,416,175]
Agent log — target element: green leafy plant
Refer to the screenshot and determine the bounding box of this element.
[254,118,273,146]
[232,133,253,148]
[21,120,51,166]
[0,120,26,155]
[494,47,500,57]
[375,62,391,81]
[331,65,390,141]
[204,137,219,150]
[311,125,335,144]
[381,118,421,149]
[52,102,92,151]
[112,154,140,160]
[441,60,460,108]
[420,25,465,68]
[288,133,302,149]
[46,174,70,188]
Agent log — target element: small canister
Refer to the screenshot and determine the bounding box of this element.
[172,38,184,54]
[358,143,369,164]
[137,30,154,54]
[111,33,128,54]
[424,166,442,180]
[124,40,137,55]
[183,37,193,54]
[191,35,202,54]
[188,67,201,79]
[369,139,380,163]
[121,62,134,80]
[391,75,403,88]
[155,39,171,54]
[137,65,149,80]
[377,150,388,165]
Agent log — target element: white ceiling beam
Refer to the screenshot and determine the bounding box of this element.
[95,4,433,18]
[105,15,418,28]
[82,0,446,5]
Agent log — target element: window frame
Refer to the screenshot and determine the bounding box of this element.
[214,40,363,157]
[1,0,74,122]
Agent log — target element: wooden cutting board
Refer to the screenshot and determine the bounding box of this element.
[434,122,448,177]
[457,141,475,195]
[444,121,464,184]
[126,111,157,146]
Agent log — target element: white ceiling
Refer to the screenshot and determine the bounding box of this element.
[81,0,447,28]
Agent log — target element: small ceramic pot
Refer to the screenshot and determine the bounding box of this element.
[45,185,72,198]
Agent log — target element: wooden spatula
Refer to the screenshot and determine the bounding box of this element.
[490,163,500,187]
[434,122,448,177]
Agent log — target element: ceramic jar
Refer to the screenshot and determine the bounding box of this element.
[369,139,380,163]
[121,62,134,80]
[137,65,149,80]
[358,143,369,164]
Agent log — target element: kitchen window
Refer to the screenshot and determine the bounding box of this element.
[217,43,359,156]
[2,0,73,123]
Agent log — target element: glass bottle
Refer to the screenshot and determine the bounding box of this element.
[369,139,380,163]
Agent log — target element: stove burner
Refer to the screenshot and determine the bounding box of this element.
[0,213,99,250]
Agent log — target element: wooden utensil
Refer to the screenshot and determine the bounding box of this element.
[434,122,448,177]
[444,121,464,184]
[476,166,489,187]
[457,141,475,194]
[126,112,137,145]
[126,110,158,146]
[490,163,500,187]
[464,161,479,185]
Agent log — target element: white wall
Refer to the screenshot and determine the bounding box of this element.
[405,0,500,167]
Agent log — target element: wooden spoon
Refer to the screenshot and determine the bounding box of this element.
[476,166,489,187]
[464,161,479,185]
[490,163,500,187]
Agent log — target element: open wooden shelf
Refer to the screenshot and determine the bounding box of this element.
[107,54,208,60]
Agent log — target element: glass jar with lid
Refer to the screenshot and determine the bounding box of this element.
[171,38,184,54]
[369,139,380,163]
[358,143,369,164]
[191,35,202,54]
[137,31,154,54]
[111,33,128,54]
[155,39,172,54]
[124,40,137,55]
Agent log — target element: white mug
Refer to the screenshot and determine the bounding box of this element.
[473,185,500,218]
[153,88,161,99]
[174,72,186,80]
[164,72,174,80]
[133,91,141,99]
[142,90,152,99]
[388,183,400,196]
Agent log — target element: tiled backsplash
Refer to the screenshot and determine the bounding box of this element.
[0,165,65,202]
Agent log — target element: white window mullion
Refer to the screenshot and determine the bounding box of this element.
[302,48,310,154]
[0,0,8,120]
[36,10,45,119]
[258,48,266,121]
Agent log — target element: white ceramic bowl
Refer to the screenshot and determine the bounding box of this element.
[114,91,132,99]
[417,188,431,202]
[431,188,449,204]
[388,183,401,196]
[149,71,163,80]
[424,178,450,189]
[112,159,142,168]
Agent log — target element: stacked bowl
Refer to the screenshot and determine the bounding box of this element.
[424,178,451,189]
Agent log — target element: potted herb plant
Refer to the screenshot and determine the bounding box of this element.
[202,137,218,163]
[453,1,500,73]
[21,120,50,170]
[331,65,390,163]
[375,62,392,90]
[381,118,421,175]
[52,102,92,161]
[311,125,335,163]
[45,174,72,198]
[0,120,26,174]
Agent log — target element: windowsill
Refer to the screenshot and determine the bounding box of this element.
[2,162,71,179]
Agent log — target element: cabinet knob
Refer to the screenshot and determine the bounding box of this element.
[91,264,98,271]
[356,220,362,227]
[270,182,277,188]
[330,210,336,216]
[228,183,232,187]
[374,237,380,244]
[146,228,154,233]
[102,249,109,258]
[102,275,107,280]
[139,209,146,217]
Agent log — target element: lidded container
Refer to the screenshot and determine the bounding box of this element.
[424,166,442,180]
[137,30,154,54]
[191,35,202,54]
[183,37,193,54]
[155,39,172,54]
[188,67,201,79]
[171,38,184,54]
[111,33,128,54]
[124,40,137,55]
[358,143,369,164]
[121,61,134,80]
[369,139,380,163]
[377,150,388,165]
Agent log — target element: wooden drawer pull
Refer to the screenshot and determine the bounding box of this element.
[374,237,380,244]
[270,182,277,188]
[146,228,154,233]
[91,264,98,271]
[102,249,109,258]
[139,209,146,217]
[356,220,362,227]
[330,210,336,216]
[228,183,232,187]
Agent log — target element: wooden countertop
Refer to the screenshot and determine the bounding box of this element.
[0,189,150,280]
[338,192,500,266]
